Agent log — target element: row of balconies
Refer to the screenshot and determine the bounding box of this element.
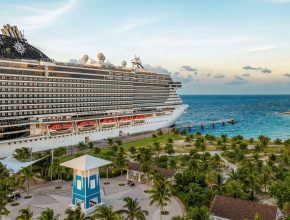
[0,82,133,89]
[0,105,131,117]
[1,98,133,104]
[0,73,133,86]
[1,101,133,108]
[1,102,132,111]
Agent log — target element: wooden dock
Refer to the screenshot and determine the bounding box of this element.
[174,118,239,131]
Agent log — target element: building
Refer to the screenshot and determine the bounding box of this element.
[126,161,177,183]
[210,195,284,220]
[60,155,111,215]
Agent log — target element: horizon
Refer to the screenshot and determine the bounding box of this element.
[1,0,290,94]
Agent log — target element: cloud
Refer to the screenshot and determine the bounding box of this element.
[226,80,249,85]
[242,66,272,73]
[17,0,79,30]
[143,64,200,85]
[181,65,197,72]
[235,75,245,80]
[225,75,249,85]
[242,73,250,77]
[284,73,290,78]
[214,74,225,79]
[117,18,158,33]
[143,64,172,75]
[247,45,275,52]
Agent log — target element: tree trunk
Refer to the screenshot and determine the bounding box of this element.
[121,169,123,180]
[27,180,29,196]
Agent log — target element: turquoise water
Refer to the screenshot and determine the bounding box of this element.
[178,95,290,140]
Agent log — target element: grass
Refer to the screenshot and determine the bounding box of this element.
[102,133,183,153]
[11,202,19,206]
[58,133,182,162]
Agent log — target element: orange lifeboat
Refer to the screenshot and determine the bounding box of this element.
[133,115,145,120]
[119,117,132,121]
[49,123,73,131]
[100,118,116,124]
[77,120,97,127]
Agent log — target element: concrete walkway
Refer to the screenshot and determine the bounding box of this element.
[4,178,183,220]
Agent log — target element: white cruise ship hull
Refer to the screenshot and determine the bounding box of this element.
[0,105,187,157]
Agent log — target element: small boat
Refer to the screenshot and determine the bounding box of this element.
[119,117,132,122]
[133,115,145,120]
[100,118,116,124]
[49,123,73,132]
[77,120,97,127]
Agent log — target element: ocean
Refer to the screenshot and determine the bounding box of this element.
[178,95,290,140]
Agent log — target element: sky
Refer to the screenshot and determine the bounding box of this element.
[1,0,290,94]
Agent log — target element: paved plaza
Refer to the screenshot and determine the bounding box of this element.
[5,178,183,220]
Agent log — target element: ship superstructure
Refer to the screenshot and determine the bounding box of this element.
[0,24,187,157]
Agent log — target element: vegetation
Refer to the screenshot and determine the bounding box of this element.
[1,129,289,219]
[117,197,148,220]
[38,208,60,220]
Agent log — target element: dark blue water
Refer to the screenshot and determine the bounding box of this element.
[178,95,290,140]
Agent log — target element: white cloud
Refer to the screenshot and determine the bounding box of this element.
[15,0,79,30]
[247,45,276,52]
[117,18,159,33]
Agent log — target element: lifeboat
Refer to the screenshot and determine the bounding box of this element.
[133,115,145,120]
[100,118,116,124]
[119,117,132,122]
[77,120,97,127]
[49,123,73,131]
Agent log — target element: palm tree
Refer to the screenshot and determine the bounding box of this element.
[88,142,95,151]
[149,175,172,220]
[116,139,123,146]
[65,205,88,220]
[167,138,173,144]
[118,197,148,220]
[205,171,217,189]
[38,208,60,220]
[261,165,272,192]
[129,146,137,159]
[107,138,114,147]
[114,147,127,180]
[185,207,209,220]
[225,180,247,199]
[49,158,65,181]
[14,147,32,161]
[21,166,33,197]
[221,134,228,143]
[153,142,162,157]
[92,205,121,220]
[184,135,192,146]
[228,169,240,181]
[210,154,223,170]
[16,207,33,220]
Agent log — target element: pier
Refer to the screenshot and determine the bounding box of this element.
[174,118,239,132]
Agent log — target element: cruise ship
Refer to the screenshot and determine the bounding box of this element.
[0,24,187,157]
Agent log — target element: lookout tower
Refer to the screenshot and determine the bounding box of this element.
[60,155,111,214]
